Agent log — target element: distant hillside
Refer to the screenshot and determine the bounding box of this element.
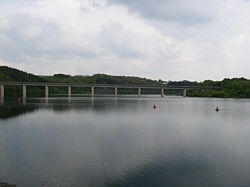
[0,66,166,96]
[0,66,46,82]
[188,78,250,98]
[0,66,162,85]
[168,80,199,86]
[2,66,250,98]
[42,73,162,85]
[0,66,47,97]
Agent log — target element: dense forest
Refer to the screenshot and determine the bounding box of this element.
[1,66,250,98]
[0,66,161,85]
[0,66,165,96]
[188,78,250,98]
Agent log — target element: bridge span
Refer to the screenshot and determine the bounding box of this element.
[0,81,212,100]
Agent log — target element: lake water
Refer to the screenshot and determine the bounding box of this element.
[1,96,250,187]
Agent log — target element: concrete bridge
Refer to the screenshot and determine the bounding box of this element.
[0,81,212,100]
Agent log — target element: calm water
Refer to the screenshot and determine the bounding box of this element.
[1,96,250,187]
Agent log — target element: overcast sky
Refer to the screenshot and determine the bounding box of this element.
[0,0,250,81]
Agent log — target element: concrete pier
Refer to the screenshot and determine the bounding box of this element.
[138,88,141,97]
[68,86,71,97]
[183,89,187,97]
[0,81,212,98]
[91,86,95,96]
[161,88,164,97]
[0,84,4,99]
[45,86,49,98]
[23,85,26,98]
[115,87,118,96]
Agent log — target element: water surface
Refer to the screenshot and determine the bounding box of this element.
[1,96,250,187]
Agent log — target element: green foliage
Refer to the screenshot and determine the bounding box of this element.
[0,66,47,97]
[188,78,250,98]
[42,73,162,85]
[2,66,250,98]
[0,66,46,82]
[0,66,163,96]
[168,80,199,86]
[53,74,71,79]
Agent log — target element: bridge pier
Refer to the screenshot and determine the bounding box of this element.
[45,86,49,98]
[138,88,141,97]
[68,86,71,97]
[23,85,26,99]
[161,88,164,97]
[183,89,187,97]
[0,82,209,98]
[91,86,95,97]
[0,84,4,100]
[115,87,118,96]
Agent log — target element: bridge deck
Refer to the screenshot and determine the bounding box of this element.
[0,81,211,90]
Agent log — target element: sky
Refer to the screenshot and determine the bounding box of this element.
[0,0,250,81]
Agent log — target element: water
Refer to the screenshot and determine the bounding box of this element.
[1,96,250,187]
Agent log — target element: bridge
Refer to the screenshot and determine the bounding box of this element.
[0,81,213,100]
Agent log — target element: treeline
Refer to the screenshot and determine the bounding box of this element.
[42,73,164,95]
[0,66,47,97]
[0,66,165,96]
[188,78,250,98]
[2,66,250,98]
[0,66,46,82]
[0,66,161,85]
[42,73,162,85]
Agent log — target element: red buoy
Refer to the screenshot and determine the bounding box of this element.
[153,104,157,109]
[215,106,220,112]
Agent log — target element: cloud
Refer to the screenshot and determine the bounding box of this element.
[0,0,180,77]
[1,0,250,80]
[99,22,146,59]
[0,13,100,63]
[107,0,214,25]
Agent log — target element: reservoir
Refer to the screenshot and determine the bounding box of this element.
[1,96,250,187]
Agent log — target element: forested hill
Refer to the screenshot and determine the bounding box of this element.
[0,66,46,82]
[2,66,250,98]
[0,66,161,85]
[41,74,162,85]
[188,78,250,98]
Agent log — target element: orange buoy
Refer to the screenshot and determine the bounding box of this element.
[215,106,220,112]
[153,104,157,109]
